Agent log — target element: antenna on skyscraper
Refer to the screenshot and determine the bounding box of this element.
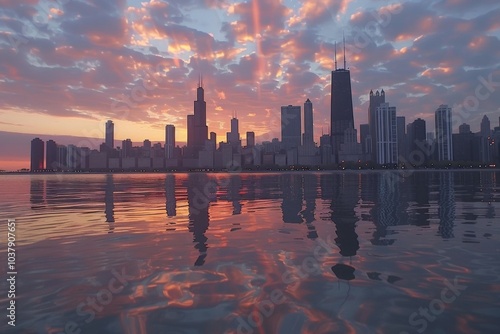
[343,31,346,70]
[334,41,337,70]
[201,74,203,88]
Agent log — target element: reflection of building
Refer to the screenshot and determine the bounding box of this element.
[370,172,407,245]
[280,174,303,223]
[165,175,176,217]
[227,175,242,215]
[302,174,318,239]
[30,177,45,208]
[187,174,211,266]
[105,174,115,231]
[410,172,430,226]
[438,172,455,239]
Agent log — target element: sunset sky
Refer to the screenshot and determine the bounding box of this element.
[1,0,499,170]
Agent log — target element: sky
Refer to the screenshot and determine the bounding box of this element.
[1,0,499,170]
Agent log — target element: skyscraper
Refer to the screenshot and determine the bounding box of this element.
[31,138,44,171]
[407,118,427,163]
[227,116,240,148]
[331,40,354,162]
[46,140,58,170]
[368,89,386,161]
[246,131,255,147]
[396,116,406,160]
[375,103,398,164]
[459,123,471,134]
[435,104,453,161]
[105,120,114,150]
[481,115,491,137]
[192,76,208,153]
[165,124,175,159]
[281,105,301,150]
[303,98,314,146]
[360,124,370,155]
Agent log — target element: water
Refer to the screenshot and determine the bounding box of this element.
[0,171,499,334]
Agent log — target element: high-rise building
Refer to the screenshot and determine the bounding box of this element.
[480,115,491,137]
[105,120,114,150]
[303,98,314,146]
[281,105,301,150]
[375,103,398,164]
[435,104,453,161]
[368,89,386,161]
[165,124,175,159]
[227,116,240,148]
[57,145,67,169]
[459,123,471,134]
[396,116,406,160]
[46,139,58,170]
[30,138,44,171]
[122,139,133,158]
[407,118,427,163]
[360,124,370,155]
[210,131,217,151]
[331,41,354,162]
[190,76,208,154]
[246,131,255,147]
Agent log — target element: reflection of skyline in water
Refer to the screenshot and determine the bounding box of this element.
[438,172,455,239]
[12,172,500,333]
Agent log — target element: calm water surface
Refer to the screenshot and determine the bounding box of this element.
[0,171,499,334]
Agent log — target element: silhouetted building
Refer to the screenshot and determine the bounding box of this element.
[188,76,208,156]
[46,140,57,171]
[396,116,406,161]
[375,103,397,164]
[368,89,386,161]
[31,138,44,171]
[121,139,133,158]
[435,104,453,161]
[281,105,301,150]
[105,120,114,150]
[481,115,491,138]
[246,131,255,148]
[227,116,240,149]
[331,44,354,162]
[210,132,217,150]
[165,124,175,159]
[459,123,471,134]
[303,98,314,146]
[360,123,370,155]
[407,118,427,164]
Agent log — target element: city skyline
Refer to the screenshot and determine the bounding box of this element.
[1,0,500,170]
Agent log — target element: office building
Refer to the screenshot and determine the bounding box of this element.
[459,123,471,134]
[165,124,175,159]
[481,115,491,137]
[375,103,398,164]
[46,140,58,170]
[30,138,44,171]
[246,131,255,148]
[303,98,314,146]
[187,75,208,155]
[360,124,370,155]
[368,89,386,161]
[435,104,453,161]
[105,120,114,150]
[281,105,301,150]
[396,116,406,160]
[331,41,354,161]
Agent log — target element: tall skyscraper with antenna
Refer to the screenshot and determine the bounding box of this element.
[330,36,354,163]
[187,75,208,156]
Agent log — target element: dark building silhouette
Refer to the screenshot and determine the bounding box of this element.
[187,76,208,156]
[105,120,114,150]
[165,124,175,159]
[368,90,385,161]
[407,118,427,163]
[480,115,491,138]
[331,41,354,162]
[46,139,58,171]
[280,174,303,223]
[281,105,301,150]
[303,98,314,146]
[246,131,255,148]
[396,116,406,161]
[31,137,44,171]
[360,123,370,155]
